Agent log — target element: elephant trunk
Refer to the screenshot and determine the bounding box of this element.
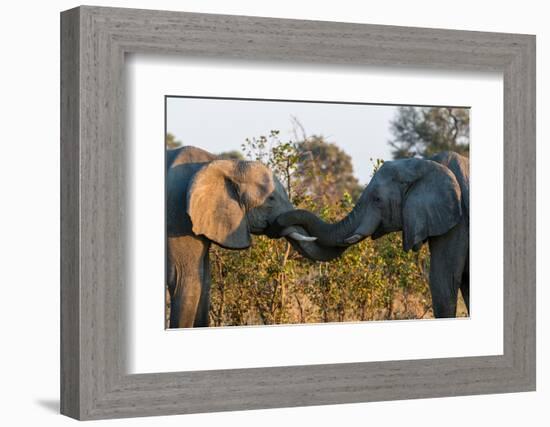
[287,232,348,262]
[270,200,366,247]
[265,222,346,261]
[342,204,382,244]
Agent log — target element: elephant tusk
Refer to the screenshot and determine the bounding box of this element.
[287,231,318,242]
[344,234,364,244]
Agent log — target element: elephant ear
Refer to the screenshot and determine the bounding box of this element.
[399,158,462,252]
[187,160,274,249]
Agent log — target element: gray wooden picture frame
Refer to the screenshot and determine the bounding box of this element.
[60,5,536,420]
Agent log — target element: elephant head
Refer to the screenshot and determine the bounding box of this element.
[183,158,345,260]
[270,155,463,253]
[167,147,348,328]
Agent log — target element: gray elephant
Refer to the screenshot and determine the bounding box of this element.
[166,146,344,328]
[269,151,469,318]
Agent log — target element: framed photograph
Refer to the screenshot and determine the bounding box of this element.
[61,6,535,420]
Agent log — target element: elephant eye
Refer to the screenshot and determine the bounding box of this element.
[372,195,381,203]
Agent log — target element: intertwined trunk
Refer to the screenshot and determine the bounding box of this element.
[274,198,366,247]
[284,226,347,262]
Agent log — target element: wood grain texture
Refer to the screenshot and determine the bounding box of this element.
[60,6,536,420]
[60,7,80,419]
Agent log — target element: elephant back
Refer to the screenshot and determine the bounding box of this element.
[430,151,469,218]
[167,146,217,170]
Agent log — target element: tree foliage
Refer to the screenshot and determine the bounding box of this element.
[295,136,362,204]
[166,132,182,149]
[389,107,470,159]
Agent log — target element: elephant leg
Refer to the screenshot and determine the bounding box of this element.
[168,235,208,328]
[193,248,211,327]
[428,221,468,318]
[460,255,470,314]
[166,261,176,328]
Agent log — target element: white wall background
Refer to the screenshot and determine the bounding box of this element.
[0,0,546,425]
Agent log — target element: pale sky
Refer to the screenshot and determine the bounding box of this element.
[166,97,397,185]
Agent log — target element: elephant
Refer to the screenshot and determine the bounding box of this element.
[166,146,345,328]
[268,151,469,318]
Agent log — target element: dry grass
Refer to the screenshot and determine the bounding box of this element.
[164,284,469,328]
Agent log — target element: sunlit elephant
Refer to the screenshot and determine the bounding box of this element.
[166,146,344,328]
[269,151,469,318]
